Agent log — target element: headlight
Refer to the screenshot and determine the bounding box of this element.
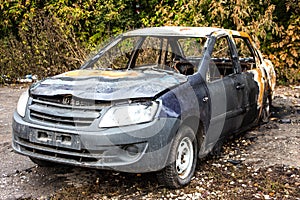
[17,90,29,117]
[99,102,159,128]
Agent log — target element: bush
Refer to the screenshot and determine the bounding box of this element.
[0,0,299,84]
[0,10,86,83]
[268,7,300,84]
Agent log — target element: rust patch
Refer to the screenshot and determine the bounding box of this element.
[180,28,191,31]
[239,32,250,39]
[261,59,276,98]
[249,69,265,113]
[212,32,219,36]
[60,70,140,78]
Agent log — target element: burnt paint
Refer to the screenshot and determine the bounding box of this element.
[241,72,259,126]
[30,69,187,101]
[197,32,268,151]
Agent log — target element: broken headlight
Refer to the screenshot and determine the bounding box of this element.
[99,102,159,128]
[17,89,29,117]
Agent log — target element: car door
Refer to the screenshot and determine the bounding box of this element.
[205,36,248,146]
[233,36,261,126]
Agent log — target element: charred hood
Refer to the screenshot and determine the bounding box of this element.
[30,69,187,101]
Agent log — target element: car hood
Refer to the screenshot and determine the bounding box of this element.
[30,69,187,101]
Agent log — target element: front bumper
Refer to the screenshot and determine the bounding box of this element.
[12,112,179,173]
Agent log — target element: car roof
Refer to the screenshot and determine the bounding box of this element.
[123,26,249,38]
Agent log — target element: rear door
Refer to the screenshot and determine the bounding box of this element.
[233,36,261,126]
[205,36,248,145]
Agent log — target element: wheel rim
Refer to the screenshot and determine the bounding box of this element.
[175,137,194,179]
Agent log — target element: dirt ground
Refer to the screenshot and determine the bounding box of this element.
[0,85,299,199]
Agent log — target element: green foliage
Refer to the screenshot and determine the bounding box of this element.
[0,9,86,82]
[45,0,141,48]
[145,0,278,48]
[0,0,299,84]
[269,14,300,84]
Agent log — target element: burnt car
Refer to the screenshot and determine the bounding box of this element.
[12,27,276,188]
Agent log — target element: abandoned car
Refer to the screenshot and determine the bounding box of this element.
[12,27,276,188]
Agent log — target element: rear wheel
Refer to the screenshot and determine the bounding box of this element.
[157,126,197,188]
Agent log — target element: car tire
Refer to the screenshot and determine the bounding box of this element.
[157,126,197,188]
[30,157,58,167]
[261,95,271,123]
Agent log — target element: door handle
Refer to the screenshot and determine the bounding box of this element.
[236,83,245,90]
[203,96,209,102]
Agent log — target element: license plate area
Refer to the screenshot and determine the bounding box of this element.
[29,129,81,150]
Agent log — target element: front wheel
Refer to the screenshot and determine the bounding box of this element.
[157,126,197,188]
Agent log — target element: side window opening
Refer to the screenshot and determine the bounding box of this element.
[155,37,206,76]
[135,37,162,67]
[176,37,206,75]
[178,38,205,58]
[208,36,234,82]
[233,37,257,71]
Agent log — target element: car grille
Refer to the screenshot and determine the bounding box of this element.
[29,95,109,127]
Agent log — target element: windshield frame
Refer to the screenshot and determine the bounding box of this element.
[81,34,208,76]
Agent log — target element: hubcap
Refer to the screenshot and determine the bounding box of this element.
[176,137,194,179]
